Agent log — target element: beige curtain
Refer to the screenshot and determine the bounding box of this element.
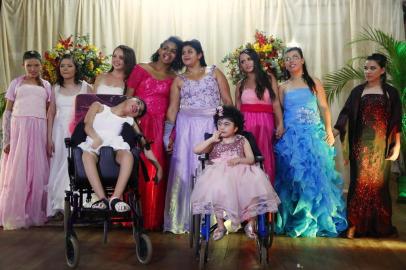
[0,0,404,101]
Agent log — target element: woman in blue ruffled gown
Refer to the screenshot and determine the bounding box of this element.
[275,47,347,237]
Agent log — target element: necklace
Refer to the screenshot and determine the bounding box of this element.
[185,67,205,75]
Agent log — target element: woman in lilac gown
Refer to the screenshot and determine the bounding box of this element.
[163,39,233,233]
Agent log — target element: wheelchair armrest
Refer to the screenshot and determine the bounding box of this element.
[255,155,264,162]
[198,154,208,162]
[65,138,72,148]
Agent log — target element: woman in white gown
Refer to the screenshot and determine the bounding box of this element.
[94,45,136,95]
[47,54,93,218]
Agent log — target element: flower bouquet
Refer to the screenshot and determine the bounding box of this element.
[42,35,111,84]
[221,30,285,85]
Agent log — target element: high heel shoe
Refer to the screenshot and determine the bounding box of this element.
[212,226,227,241]
[244,222,256,239]
[346,226,356,239]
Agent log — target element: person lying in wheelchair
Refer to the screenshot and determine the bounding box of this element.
[190,105,280,240]
[78,96,162,213]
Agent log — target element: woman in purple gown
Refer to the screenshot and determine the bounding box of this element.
[163,39,233,233]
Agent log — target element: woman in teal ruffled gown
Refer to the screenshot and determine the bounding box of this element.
[275,47,347,237]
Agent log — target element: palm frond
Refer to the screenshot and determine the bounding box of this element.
[323,65,364,103]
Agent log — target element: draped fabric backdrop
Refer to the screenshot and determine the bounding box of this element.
[0,0,404,187]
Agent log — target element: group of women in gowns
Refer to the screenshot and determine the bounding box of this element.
[0,36,401,240]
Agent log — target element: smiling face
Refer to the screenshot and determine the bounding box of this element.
[182,45,201,67]
[364,60,385,84]
[125,97,146,118]
[159,41,177,65]
[59,58,76,80]
[284,50,304,74]
[23,58,42,79]
[239,53,255,73]
[111,48,125,70]
[217,118,238,138]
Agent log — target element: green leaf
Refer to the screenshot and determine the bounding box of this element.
[323,65,364,103]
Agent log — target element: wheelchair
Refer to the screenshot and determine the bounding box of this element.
[63,94,152,268]
[189,131,276,269]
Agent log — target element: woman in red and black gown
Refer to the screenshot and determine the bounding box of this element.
[334,53,401,238]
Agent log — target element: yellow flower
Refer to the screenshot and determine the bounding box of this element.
[87,61,94,71]
[253,43,261,52]
[262,44,272,52]
[56,43,64,50]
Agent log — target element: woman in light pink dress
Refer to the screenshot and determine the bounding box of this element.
[191,106,280,240]
[0,51,52,230]
[235,49,284,184]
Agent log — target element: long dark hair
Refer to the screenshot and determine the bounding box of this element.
[109,45,137,80]
[182,39,207,67]
[238,48,276,100]
[23,50,43,87]
[284,47,316,93]
[57,54,81,87]
[151,36,184,71]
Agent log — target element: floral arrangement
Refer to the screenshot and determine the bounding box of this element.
[221,30,286,85]
[42,35,111,84]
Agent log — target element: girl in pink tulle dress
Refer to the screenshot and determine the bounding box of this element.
[235,49,284,184]
[190,105,280,241]
[0,51,52,230]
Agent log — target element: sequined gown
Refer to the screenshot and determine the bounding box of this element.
[274,88,347,237]
[164,66,221,233]
[347,94,396,236]
[191,135,280,229]
[127,64,174,230]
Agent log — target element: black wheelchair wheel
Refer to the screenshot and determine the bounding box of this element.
[198,240,209,270]
[259,243,269,268]
[135,233,153,264]
[189,207,194,248]
[193,214,201,256]
[64,199,71,235]
[65,235,80,268]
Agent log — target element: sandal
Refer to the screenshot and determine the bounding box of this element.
[212,226,227,241]
[244,222,257,239]
[109,197,130,213]
[91,198,109,211]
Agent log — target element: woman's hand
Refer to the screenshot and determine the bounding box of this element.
[154,163,163,184]
[91,137,103,150]
[227,158,241,166]
[325,129,335,146]
[3,144,10,154]
[210,131,222,143]
[386,144,400,161]
[275,124,284,139]
[47,138,55,157]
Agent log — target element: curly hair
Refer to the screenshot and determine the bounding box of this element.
[213,105,244,133]
[151,36,184,71]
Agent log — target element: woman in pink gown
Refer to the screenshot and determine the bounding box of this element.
[0,51,51,230]
[126,37,183,230]
[235,49,284,184]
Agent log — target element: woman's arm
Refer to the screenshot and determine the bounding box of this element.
[193,131,220,154]
[83,102,103,148]
[314,78,334,146]
[214,68,233,105]
[386,132,401,161]
[270,75,284,139]
[92,74,104,94]
[2,100,14,154]
[46,86,57,156]
[166,77,181,123]
[132,121,163,182]
[234,81,242,109]
[228,137,255,166]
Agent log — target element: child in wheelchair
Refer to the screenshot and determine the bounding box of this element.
[190,105,280,240]
[78,96,162,213]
